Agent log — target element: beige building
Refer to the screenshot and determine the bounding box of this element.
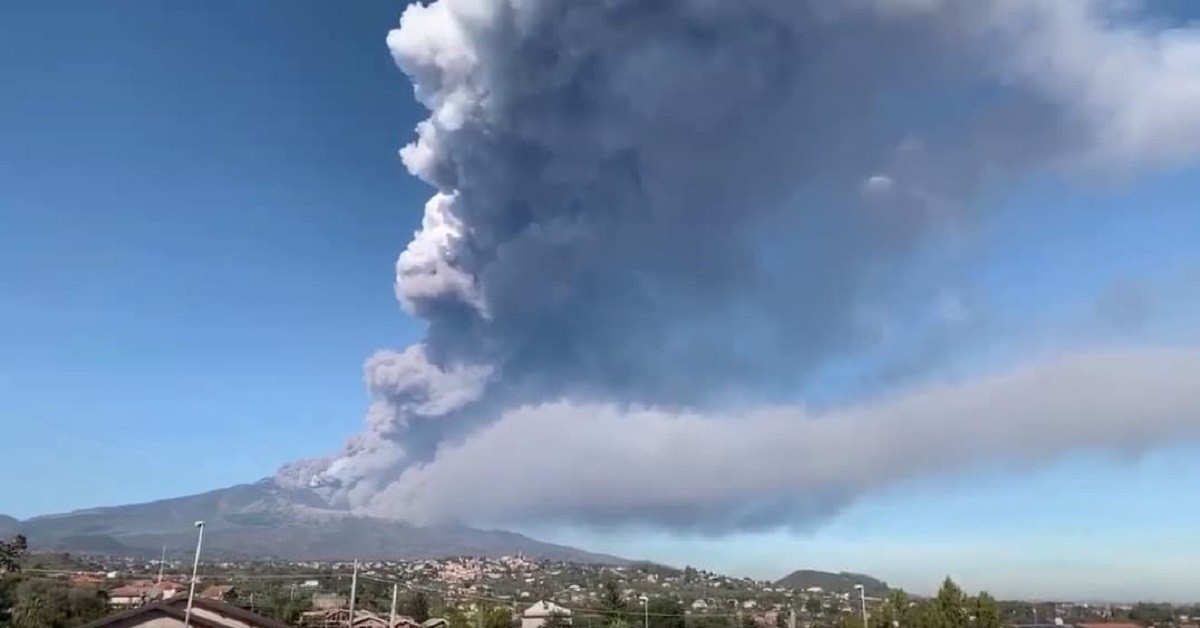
[521,601,572,628]
[108,585,156,608]
[108,581,189,608]
[109,583,190,607]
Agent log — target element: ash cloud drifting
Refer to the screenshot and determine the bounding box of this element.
[282,0,1200,527]
[371,348,1200,532]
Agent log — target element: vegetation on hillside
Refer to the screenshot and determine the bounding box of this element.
[1,536,109,628]
[775,570,889,597]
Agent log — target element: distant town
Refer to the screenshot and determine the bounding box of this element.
[3,542,1198,628]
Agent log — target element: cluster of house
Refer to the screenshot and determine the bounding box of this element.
[71,597,575,628]
[295,598,571,628]
[103,579,238,608]
[520,601,572,628]
[298,609,451,628]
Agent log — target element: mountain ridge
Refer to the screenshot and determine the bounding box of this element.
[8,479,627,564]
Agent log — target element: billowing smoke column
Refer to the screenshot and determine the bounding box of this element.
[281,0,1200,525]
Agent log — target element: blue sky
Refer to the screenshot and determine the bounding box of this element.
[1,1,426,511]
[3,1,1200,601]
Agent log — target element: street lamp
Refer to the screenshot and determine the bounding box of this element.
[184,521,205,628]
[639,595,649,628]
[854,585,866,628]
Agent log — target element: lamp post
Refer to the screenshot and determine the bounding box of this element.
[639,595,649,628]
[184,521,205,628]
[854,585,864,628]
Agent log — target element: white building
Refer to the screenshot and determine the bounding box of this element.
[522,601,572,628]
[108,585,155,608]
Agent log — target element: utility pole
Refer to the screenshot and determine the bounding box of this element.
[390,583,400,628]
[854,585,867,628]
[789,606,796,628]
[157,546,166,585]
[184,521,205,628]
[348,561,359,628]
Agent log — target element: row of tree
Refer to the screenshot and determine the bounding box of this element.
[437,576,1004,628]
[1,534,112,628]
[836,579,1003,628]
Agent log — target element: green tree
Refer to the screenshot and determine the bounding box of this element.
[404,591,432,623]
[600,577,626,628]
[1130,603,1174,625]
[260,589,310,626]
[869,599,895,628]
[803,598,822,616]
[480,605,514,628]
[648,598,686,628]
[906,602,937,628]
[0,536,27,574]
[601,578,625,613]
[445,606,472,628]
[972,593,1002,628]
[544,611,572,628]
[870,590,912,628]
[686,617,724,628]
[0,574,23,628]
[7,579,107,628]
[64,586,108,624]
[931,578,968,628]
[12,593,58,628]
[840,611,866,628]
[356,580,396,615]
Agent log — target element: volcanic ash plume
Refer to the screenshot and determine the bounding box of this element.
[281,0,1200,525]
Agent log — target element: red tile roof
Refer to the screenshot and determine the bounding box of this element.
[79,596,291,628]
[108,585,155,598]
[201,584,237,598]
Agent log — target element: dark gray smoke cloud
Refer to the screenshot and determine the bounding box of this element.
[280,0,1200,526]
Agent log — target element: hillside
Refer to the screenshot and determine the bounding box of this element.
[9,479,626,563]
[776,570,890,596]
